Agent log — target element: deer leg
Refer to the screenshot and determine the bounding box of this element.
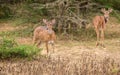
[36,40,41,47]
[46,42,49,54]
[48,40,55,53]
[101,29,105,47]
[51,41,55,53]
[52,43,55,53]
[95,28,100,46]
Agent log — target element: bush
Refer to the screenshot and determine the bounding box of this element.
[0,4,12,19]
[93,0,120,10]
[0,38,41,59]
[13,45,41,57]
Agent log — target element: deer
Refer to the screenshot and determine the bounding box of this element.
[93,8,113,47]
[33,19,56,54]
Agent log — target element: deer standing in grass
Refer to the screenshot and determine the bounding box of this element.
[33,19,56,54]
[93,8,113,47]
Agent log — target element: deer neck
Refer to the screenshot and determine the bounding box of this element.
[104,16,108,23]
[47,28,53,35]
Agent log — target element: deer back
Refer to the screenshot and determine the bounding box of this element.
[93,16,105,29]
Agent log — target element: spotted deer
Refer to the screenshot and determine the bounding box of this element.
[33,19,56,54]
[93,8,113,47]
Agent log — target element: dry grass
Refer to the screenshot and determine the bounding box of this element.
[0,23,28,32]
[0,51,120,75]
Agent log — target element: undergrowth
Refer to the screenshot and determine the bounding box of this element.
[0,37,41,59]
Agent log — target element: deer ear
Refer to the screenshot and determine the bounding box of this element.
[101,8,106,13]
[51,19,56,25]
[109,8,113,13]
[43,19,48,25]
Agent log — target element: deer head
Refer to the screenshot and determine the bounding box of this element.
[43,19,56,30]
[101,8,113,20]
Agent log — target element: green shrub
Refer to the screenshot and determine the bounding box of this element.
[13,45,41,57]
[0,37,17,50]
[93,0,120,10]
[0,4,12,19]
[0,38,41,59]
